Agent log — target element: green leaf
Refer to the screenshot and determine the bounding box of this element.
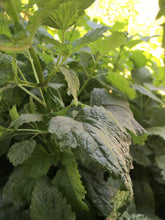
[132,84,163,104]
[0,54,13,74]
[22,144,53,178]
[9,105,19,121]
[2,167,36,208]
[27,0,64,37]
[9,113,43,129]
[107,72,136,99]
[0,125,8,137]
[133,180,155,213]
[42,0,94,30]
[96,31,126,54]
[131,67,152,84]
[149,108,165,127]
[45,87,64,112]
[72,26,110,51]
[53,154,88,211]
[60,67,79,106]
[130,145,152,167]
[7,140,36,166]
[30,178,76,220]
[146,126,165,140]
[155,154,165,180]
[130,50,147,68]
[0,18,12,39]
[0,0,22,24]
[156,0,165,19]
[90,88,147,144]
[35,27,63,50]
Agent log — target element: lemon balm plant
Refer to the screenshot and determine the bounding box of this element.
[0,0,165,219]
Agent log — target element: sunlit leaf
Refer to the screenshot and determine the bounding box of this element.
[107,72,136,99]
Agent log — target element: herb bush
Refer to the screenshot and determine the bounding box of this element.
[0,0,165,219]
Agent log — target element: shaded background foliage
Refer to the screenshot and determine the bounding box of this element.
[0,0,165,219]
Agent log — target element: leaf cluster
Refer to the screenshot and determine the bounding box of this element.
[0,0,165,220]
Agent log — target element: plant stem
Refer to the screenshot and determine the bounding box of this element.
[78,77,91,97]
[18,85,47,108]
[7,0,20,28]
[0,43,32,52]
[113,45,124,72]
[44,30,66,85]
[29,46,44,85]
[17,128,47,134]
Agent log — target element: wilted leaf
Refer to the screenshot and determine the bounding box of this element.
[9,113,43,129]
[60,67,79,106]
[90,88,147,144]
[8,140,36,166]
[48,105,133,191]
[30,178,76,220]
[80,165,132,217]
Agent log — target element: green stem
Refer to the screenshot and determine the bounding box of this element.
[29,46,44,85]
[7,0,20,28]
[0,43,32,52]
[95,78,116,91]
[44,30,66,85]
[78,77,91,97]
[113,45,124,72]
[18,85,47,108]
[17,128,47,134]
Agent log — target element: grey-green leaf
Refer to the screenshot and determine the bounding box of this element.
[7,140,36,166]
[30,178,76,220]
[90,88,147,142]
[48,105,132,186]
[10,113,43,129]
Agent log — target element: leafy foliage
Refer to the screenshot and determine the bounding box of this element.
[30,178,76,220]
[8,140,36,166]
[0,0,165,219]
